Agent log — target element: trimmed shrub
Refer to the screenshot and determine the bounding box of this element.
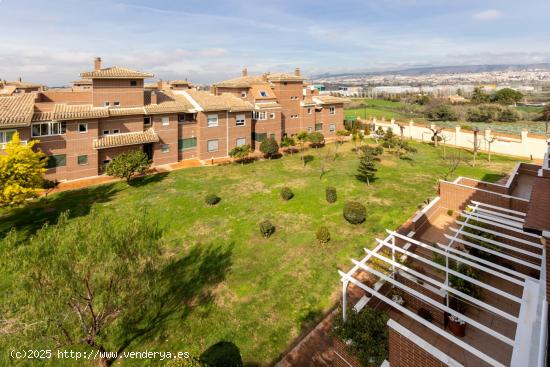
[316,226,330,244]
[260,138,279,159]
[280,187,294,201]
[259,220,275,238]
[343,201,366,224]
[205,194,221,206]
[308,132,325,147]
[326,186,337,203]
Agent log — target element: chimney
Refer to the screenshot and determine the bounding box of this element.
[242,68,248,77]
[151,91,158,105]
[157,79,163,90]
[294,68,301,76]
[94,57,102,71]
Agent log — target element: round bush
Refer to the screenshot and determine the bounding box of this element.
[259,220,275,238]
[316,226,330,244]
[260,138,279,158]
[325,186,337,203]
[280,187,294,201]
[343,201,366,224]
[205,194,221,206]
[200,341,243,367]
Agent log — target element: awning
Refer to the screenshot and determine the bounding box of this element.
[93,128,159,149]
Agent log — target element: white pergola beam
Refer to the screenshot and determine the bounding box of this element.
[470,200,526,216]
[388,231,524,287]
[338,270,508,367]
[351,258,515,346]
[463,211,524,229]
[458,214,539,238]
[455,221,543,249]
[443,234,540,271]
[376,238,522,303]
[449,227,542,260]
[467,205,525,222]
[363,248,518,323]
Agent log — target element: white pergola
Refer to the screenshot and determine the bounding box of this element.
[339,199,547,367]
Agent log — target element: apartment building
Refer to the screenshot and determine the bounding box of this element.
[212,68,348,144]
[0,78,44,95]
[0,58,348,182]
[338,146,550,366]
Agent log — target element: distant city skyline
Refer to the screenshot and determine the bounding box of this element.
[0,0,549,85]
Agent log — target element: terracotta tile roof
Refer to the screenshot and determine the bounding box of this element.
[6,80,43,89]
[249,84,277,100]
[186,90,254,112]
[213,75,266,88]
[255,101,282,109]
[301,96,317,106]
[0,94,35,127]
[0,85,17,95]
[32,111,55,122]
[144,91,194,114]
[312,95,351,105]
[524,177,550,233]
[266,72,305,82]
[109,107,146,116]
[93,128,159,149]
[54,104,109,120]
[72,79,92,85]
[80,66,153,79]
[170,80,192,85]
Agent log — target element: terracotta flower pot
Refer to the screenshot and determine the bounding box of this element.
[448,318,466,337]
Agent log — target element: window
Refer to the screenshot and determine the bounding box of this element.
[77,155,88,165]
[103,102,110,107]
[78,123,88,133]
[130,80,137,86]
[207,139,219,152]
[0,130,15,144]
[161,144,170,153]
[253,111,267,120]
[46,154,66,169]
[329,123,336,132]
[113,129,120,134]
[315,123,323,131]
[236,114,245,126]
[259,90,268,97]
[102,130,110,135]
[178,137,197,151]
[270,133,275,139]
[236,138,246,147]
[270,112,275,119]
[162,116,170,126]
[241,91,247,98]
[207,114,218,127]
[113,102,120,107]
[31,122,66,137]
[144,117,151,126]
[307,108,312,114]
[253,132,267,142]
[329,106,336,115]
[307,127,312,133]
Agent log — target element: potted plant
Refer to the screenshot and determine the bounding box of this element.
[448,314,466,337]
[391,294,406,306]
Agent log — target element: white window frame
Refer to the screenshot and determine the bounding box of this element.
[236,137,246,147]
[112,129,120,134]
[31,121,66,137]
[0,129,16,144]
[102,130,110,135]
[207,139,219,152]
[113,101,120,107]
[161,116,170,126]
[78,123,88,133]
[259,90,268,97]
[161,144,170,153]
[329,106,336,115]
[236,114,246,126]
[307,108,312,114]
[307,127,312,133]
[270,112,275,119]
[103,102,110,107]
[144,116,152,126]
[77,155,89,166]
[329,123,336,132]
[207,114,219,127]
[241,91,247,98]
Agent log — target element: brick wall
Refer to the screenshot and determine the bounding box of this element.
[388,328,447,367]
[395,273,446,326]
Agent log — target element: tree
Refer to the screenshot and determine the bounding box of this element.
[541,104,550,123]
[308,131,325,147]
[259,137,279,159]
[484,135,497,162]
[5,209,164,366]
[335,130,349,159]
[426,104,458,121]
[472,129,481,167]
[492,88,523,105]
[280,136,296,155]
[428,126,444,147]
[229,144,251,164]
[441,134,451,160]
[105,150,151,183]
[0,132,46,207]
[471,87,490,104]
[356,153,377,186]
[296,131,309,166]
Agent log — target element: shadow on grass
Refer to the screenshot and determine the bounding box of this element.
[303,155,314,165]
[115,243,234,358]
[0,183,123,243]
[481,172,504,183]
[130,171,169,187]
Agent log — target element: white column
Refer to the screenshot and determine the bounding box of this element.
[342,280,349,321]
[455,125,461,147]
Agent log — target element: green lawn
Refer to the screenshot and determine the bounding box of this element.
[0,141,521,366]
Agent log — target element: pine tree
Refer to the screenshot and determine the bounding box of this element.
[357,153,377,186]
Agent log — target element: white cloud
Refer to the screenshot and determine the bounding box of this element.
[472,9,503,21]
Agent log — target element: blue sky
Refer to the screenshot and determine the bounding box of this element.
[1,0,549,85]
